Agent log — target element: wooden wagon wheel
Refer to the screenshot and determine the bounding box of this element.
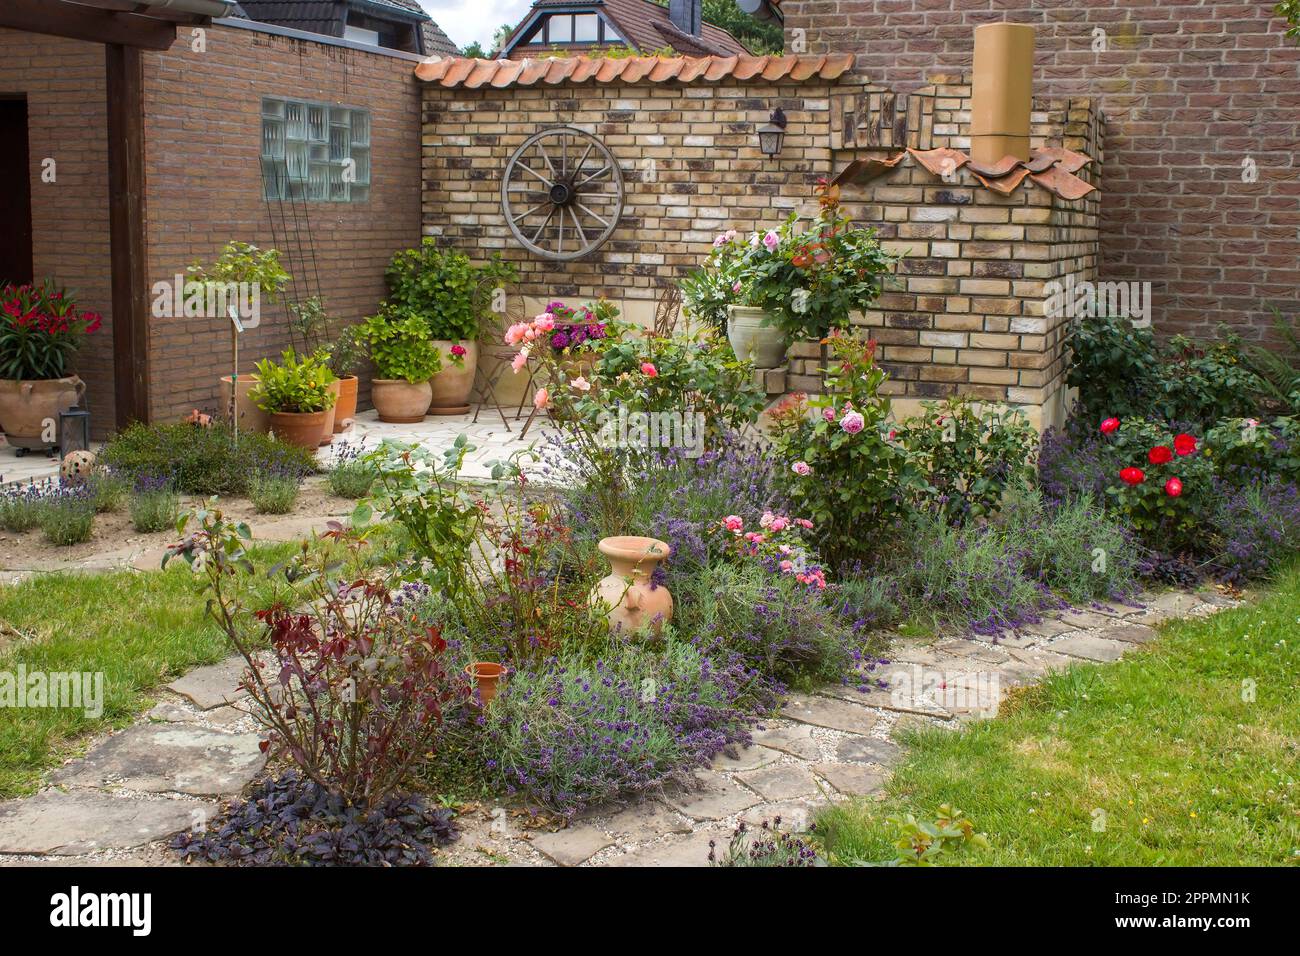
[501,126,624,261]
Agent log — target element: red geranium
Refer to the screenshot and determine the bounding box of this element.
[1173,433,1197,456]
[1099,417,1120,434]
[1147,445,1173,465]
[1120,467,1146,486]
[1164,477,1183,497]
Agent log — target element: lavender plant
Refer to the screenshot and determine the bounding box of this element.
[708,818,821,867]
[38,486,96,545]
[128,474,180,533]
[0,480,50,532]
[326,441,377,499]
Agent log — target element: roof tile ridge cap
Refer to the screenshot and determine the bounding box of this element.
[463,59,501,89]
[414,56,450,81]
[544,57,580,84]
[648,57,686,82]
[703,54,738,81]
[823,52,853,77]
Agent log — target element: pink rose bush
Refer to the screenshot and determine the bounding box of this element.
[713,511,826,589]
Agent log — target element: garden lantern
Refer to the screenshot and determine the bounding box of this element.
[757,109,787,158]
[58,408,91,457]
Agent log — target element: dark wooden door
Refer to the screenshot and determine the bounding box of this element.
[0,98,34,286]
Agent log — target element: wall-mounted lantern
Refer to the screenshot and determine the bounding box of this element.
[757,108,787,158]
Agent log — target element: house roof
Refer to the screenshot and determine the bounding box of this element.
[415,52,854,88]
[235,0,458,56]
[502,0,750,57]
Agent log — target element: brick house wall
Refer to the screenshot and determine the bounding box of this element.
[0,29,116,430]
[780,1,1300,342]
[1,20,423,436]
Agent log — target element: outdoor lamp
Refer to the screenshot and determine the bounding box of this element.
[757,108,788,158]
[58,408,91,456]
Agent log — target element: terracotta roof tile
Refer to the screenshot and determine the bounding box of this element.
[966,155,1022,178]
[1029,165,1096,200]
[974,167,1030,195]
[837,145,1097,202]
[1033,146,1091,174]
[907,147,969,178]
[414,53,854,88]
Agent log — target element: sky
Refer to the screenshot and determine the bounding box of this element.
[416,0,533,51]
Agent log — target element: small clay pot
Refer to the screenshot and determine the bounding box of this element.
[590,535,674,636]
[269,409,329,450]
[464,662,505,705]
[371,378,432,423]
[428,340,477,415]
[333,375,358,433]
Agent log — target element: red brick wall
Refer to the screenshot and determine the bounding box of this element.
[0,29,116,430]
[141,22,423,422]
[781,1,1300,341]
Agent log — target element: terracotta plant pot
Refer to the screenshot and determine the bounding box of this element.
[726,305,787,369]
[333,375,358,433]
[269,409,329,450]
[219,374,270,434]
[319,379,342,446]
[428,340,478,415]
[371,378,432,424]
[464,662,505,705]
[591,535,674,636]
[0,375,85,451]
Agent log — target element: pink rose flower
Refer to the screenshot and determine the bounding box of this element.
[762,230,779,252]
[795,518,813,529]
[640,362,658,377]
[533,313,555,332]
[723,515,744,533]
[792,461,811,476]
[504,322,528,345]
[822,407,836,423]
[533,387,549,410]
[840,411,865,434]
[779,560,793,572]
[732,281,742,294]
[450,343,467,358]
[569,376,591,392]
[511,350,529,373]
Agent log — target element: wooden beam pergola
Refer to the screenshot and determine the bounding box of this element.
[0,1,225,429]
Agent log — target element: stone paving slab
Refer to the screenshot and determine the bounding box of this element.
[814,683,953,720]
[780,693,883,734]
[166,657,248,711]
[1016,617,1077,638]
[812,763,887,796]
[737,800,820,832]
[711,744,781,772]
[1048,634,1129,663]
[661,773,762,822]
[52,724,266,797]
[735,764,820,801]
[835,736,902,767]
[750,724,822,761]
[1127,591,1204,625]
[0,791,210,856]
[1055,608,1117,630]
[530,826,615,867]
[1096,624,1158,645]
[599,802,694,841]
[606,826,727,867]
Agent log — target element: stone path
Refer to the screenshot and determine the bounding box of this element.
[0,586,1231,867]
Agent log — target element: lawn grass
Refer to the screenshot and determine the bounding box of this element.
[815,568,1300,866]
[0,538,315,798]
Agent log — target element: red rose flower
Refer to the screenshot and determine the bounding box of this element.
[1147,445,1173,465]
[1120,467,1145,486]
[1173,433,1197,456]
[1099,417,1120,434]
[1164,477,1183,497]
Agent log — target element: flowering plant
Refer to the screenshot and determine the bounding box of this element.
[524,299,618,356]
[715,510,825,589]
[0,280,102,380]
[681,181,898,341]
[1100,416,1212,548]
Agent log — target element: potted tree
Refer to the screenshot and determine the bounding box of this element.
[682,182,899,369]
[0,280,101,454]
[249,349,337,450]
[359,305,441,423]
[190,241,290,434]
[382,239,515,415]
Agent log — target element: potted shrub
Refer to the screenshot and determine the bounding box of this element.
[327,323,368,434]
[359,305,441,423]
[0,280,101,453]
[249,349,337,450]
[382,239,515,415]
[190,241,290,434]
[682,182,899,368]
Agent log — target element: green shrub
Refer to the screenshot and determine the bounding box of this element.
[359,305,441,383]
[0,483,47,532]
[248,474,300,514]
[88,472,128,513]
[250,349,336,414]
[100,422,315,497]
[382,238,515,342]
[129,485,180,533]
[39,491,96,545]
[326,444,377,499]
[1009,493,1140,603]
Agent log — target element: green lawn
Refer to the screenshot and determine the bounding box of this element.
[0,540,309,798]
[816,568,1300,866]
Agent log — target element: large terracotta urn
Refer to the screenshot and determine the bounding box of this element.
[428,340,477,415]
[371,378,432,423]
[333,375,358,433]
[220,374,270,434]
[590,536,674,636]
[726,305,787,369]
[0,376,85,451]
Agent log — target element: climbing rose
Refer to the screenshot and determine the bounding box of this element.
[1173,433,1197,456]
[839,411,865,434]
[640,362,658,377]
[533,387,549,410]
[1165,477,1183,497]
[1148,445,1173,465]
[792,461,811,476]
[1100,417,1120,434]
[1120,467,1145,486]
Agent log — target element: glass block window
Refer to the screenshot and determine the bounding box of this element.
[261,97,371,203]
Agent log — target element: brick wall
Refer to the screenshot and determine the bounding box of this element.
[0,29,116,430]
[781,1,1300,342]
[140,22,424,422]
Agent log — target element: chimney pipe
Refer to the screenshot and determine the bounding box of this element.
[669,0,702,37]
[969,23,1035,165]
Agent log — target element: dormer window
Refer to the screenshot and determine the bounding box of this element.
[522,13,622,46]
